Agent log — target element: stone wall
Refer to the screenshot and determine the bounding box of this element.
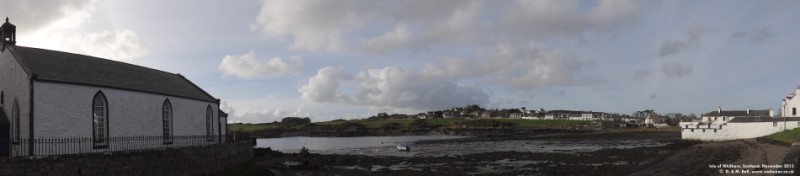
[0,141,252,176]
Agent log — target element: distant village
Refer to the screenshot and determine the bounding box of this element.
[367,104,694,128]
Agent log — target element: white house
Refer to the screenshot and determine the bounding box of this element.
[679,105,800,141]
[0,19,227,157]
[782,86,800,117]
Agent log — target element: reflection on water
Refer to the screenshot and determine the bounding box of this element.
[256,135,466,152]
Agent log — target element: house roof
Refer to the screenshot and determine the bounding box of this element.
[9,46,217,102]
[703,109,770,117]
[728,116,800,123]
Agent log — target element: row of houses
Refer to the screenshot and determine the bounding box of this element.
[415,107,606,121]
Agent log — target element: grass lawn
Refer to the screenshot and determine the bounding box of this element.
[765,128,800,144]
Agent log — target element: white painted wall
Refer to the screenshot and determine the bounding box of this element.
[1,49,31,156]
[783,88,800,117]
[32,81,222,154]
[680,119,800,141]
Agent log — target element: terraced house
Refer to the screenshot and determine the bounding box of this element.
[0,19,227,157]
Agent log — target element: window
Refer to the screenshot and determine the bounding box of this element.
[774,122,778,127]
[12,99,19,143]
[794,108,797,116]
[92,91,108,148]
[162,99,173,144]
[206,105,213,141]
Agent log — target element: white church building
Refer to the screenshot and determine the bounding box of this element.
[680,86,800,141]
[0,19,227,157]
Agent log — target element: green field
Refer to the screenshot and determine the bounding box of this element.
[765,128,800,144]
[229,118,591,133]
[228,123,280,133]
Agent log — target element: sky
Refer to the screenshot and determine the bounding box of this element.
[3,0,800,123]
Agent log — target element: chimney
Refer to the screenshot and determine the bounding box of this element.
[770,106,774,117]
[796,85,800,96]
[1,17,17,48]
[717,106,721,114]
[746,106,750,115]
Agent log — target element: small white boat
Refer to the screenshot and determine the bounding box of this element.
[397,144,410,151]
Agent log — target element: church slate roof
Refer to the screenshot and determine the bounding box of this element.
[9,46,217,103]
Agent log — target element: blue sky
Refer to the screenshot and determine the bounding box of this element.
[3,0,800,123]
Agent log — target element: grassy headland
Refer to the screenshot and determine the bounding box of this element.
[229,118,592,137]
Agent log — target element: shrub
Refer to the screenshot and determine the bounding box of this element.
[299,146,310,156]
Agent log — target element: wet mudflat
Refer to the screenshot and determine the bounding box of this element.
[232,129,792,176]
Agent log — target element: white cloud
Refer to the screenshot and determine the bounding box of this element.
[659,40,689,57]
[361,24,415,54]
[0,0,147,61]
[252,0,371,52]
[731,26,772,44]
[661,61,693,78]
[253,0,638,55]
[299,66,490,112]
[659,24,712,57]
[0,0,95,34]
[51,30,147,60]
[219,51,303,79]
[298,43,595,111]
[298,67,354,103]
[221,101,310,123]
[499,0,640,38]
[633,68,651,80]
[425,43,599,89]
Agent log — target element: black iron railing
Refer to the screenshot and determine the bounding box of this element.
[1,135,226,157]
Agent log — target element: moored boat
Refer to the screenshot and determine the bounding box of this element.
[397,144,410,151]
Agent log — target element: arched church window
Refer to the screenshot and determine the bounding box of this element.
[163,99,173,144]
[92,91,108,148]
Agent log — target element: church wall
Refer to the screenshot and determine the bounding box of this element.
[1,48,31,156]
[33,81,221,151]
